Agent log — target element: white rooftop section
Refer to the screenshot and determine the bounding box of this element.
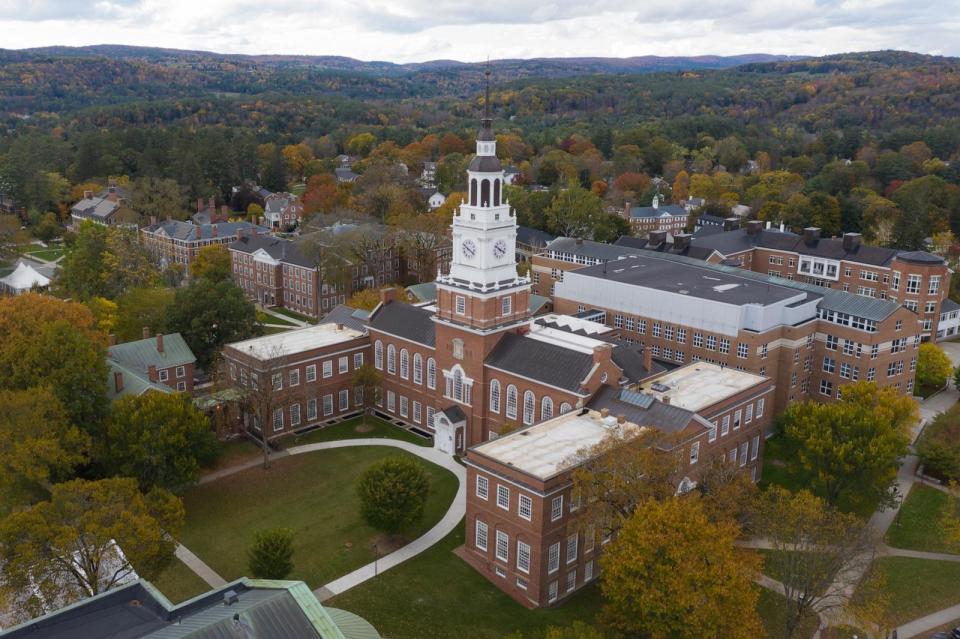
[472,410,643,480]
[527,323,608,355]
[230,323,364,360]
[537,313,614,336]
[638,362,765,412]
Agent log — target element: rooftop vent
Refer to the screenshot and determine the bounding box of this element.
[651,382,671,393]
[223,590,239,606]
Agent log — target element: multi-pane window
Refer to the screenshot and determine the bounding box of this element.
[307,398,317,421]
[518,494,533,520]
[306,364,317,382]
[689,441,700,465]
[502,296,512,316]
[825,335,838,350]
[566,570,577,592]
[719,338,730,354]
[739,441,748,467]
[289,403,300,426]
[427,358,436,389]
[476,475,489,499]
[733,409,742,430]
[523,390,536,425]
[272,408,284,431]
[338,356,348,374]
[475,520,488,551]
[820,379,833,396]
[638,319,647,334]
[709,420,718,442]
[930,275,941,294]
[455,295,466,314]
[548,543,560,573]
[506,385,518,419]
[489,380,501,413]
[497,485,510,510]
[272,373,283,391]
[721,415,730,436]
[757,398,765,417]
[693,332,703,347]
[399,349,409,379]
[412,353,423,385]
[652,323,661,338]
[517,541,531,573]
[823,357,836,374]
[737,342,748,359]
[551,495,564,521]
[289,369,300,386]
[495,530,509,562]
[840,362,852,379]
[323,394,333,416]
[584,561,594,582]
[566,534,578,564]
[386,346,396,374]
[541,396,554,420]
[387,390,395,412]
[751,435,760,461]
[745,404,753,423]
[906,274,922,294]
[548,580,559,602]
[614,314,623,328]
[374,340,383,369]
[664,326,674,341]
[706,335,717,351]
[323,360,333,378]
[354,352,363,368]
[677,329,687,344]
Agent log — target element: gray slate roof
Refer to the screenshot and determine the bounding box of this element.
[319,304,370,333]
[143,220,268,242]
[368,302,436,346]
[587,385,698,434]
[229,234,317,269]
[941,298,960,315]
[485,332,594,393]
[896,250,946,265]
[546,237,639,262]
[628,204,687,219]
[516,225,556,248]
[613,235,716,261]
[70,187,128,221]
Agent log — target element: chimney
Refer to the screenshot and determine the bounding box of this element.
[156,334,164,353]
[642,345,652,371]
[114,371,124,393]
[147,364,157,381]
[648,230,667,246]
[803,227,821,245]
[842,232,862,252]
[379,287,397,306]
[600,408,610,419]
[211,225,218,238]
[236,227,245,240]
[617,414,626,424]
[746,220,764,236]
[142,326,150,339]
[336,323,344,331]
[723,217,740,231]
[662,395,671,405]
[575,238,584,245]
[208,196,215,212]
[150,215,157,225]
[673,233,691,250]
[622,201,631,220]
[197,198,204,213]
[108,334,117,346]
[592,342,613,365]
[84,190,94,200]
[220,204,229,222]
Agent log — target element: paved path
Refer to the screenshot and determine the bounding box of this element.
[182,437,466,603]
[175,543,227,588]
[883,546,960,563]
[898,602,960,638]
[260,307,310,328]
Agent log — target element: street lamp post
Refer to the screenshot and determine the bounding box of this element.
[372,543,379,577]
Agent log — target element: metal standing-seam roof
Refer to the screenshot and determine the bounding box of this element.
[587,385,699,434]
[108,333,196,373]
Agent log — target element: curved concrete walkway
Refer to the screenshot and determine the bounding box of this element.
[284,440,466,601]
[178,438,466,602]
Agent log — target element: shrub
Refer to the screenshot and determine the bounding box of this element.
[918,405,960,481]
[247,528,294,579]
[357,456,430,536]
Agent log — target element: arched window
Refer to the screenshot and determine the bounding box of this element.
[541,396,554,421]
[493,179,501,206]
[490,379,501,414]
[399,348,409,379]
[480,179,490,207]
[453,368,463,402]
[387,344,396,375]
[413,353,423,385]
[470,179,478,206]
[427,358,436,389]
[560,402,573,415]
[506,385,518,420]
[374,340,383,370]
[523,390,536,425]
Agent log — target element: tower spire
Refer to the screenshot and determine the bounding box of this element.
[484,61,491,121]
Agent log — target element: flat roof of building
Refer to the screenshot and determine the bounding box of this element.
[638,362,766,412]
[471,409,643,480]
[571,254,802,306]
[228,323,364,360]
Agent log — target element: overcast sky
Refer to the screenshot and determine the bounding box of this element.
[2,0,959,62]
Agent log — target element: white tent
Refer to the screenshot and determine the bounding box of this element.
[0,260,51,294]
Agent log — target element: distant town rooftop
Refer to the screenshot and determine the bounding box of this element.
[638,362,766,413]
[470,409,644,480]
[229,323,364,359]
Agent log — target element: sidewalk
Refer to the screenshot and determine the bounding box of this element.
[175,543,227,588]
[259,306,310,328]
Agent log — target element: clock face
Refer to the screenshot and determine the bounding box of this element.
[462,239,477,259]
[493,239,508,260]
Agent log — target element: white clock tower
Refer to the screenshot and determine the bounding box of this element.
[435,69,531,333]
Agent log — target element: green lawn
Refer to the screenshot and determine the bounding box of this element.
[756,587,820,639]
[260,325,295,335]
[23,248,64,262]
[292,416,431,447]
[868,556,960,625]
[268,306,316,324]
[760,436,805,493]
[256,309,297,326]
[178,446,457,589]
[886,484,959,553]
[329,522,603,639]
[758,549,828,596]
[149,557,212,604]
[206,437,263,472]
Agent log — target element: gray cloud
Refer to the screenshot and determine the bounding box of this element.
[0,0,142,20]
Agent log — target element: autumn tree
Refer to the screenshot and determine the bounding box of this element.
[114,286,174,342]
[167,278,259,369]
[97,392,218,492]
[0,389,89,514]
[916,342,952,390]
[302,173,341,216]
[759,487,879,639]
[394,210,449,280]
[570,429,679,538]
[545,184,625,242]
[352,364,383,427]
[191,243,232,283]
[128,176,188,223]
[671,169,690,204]
[247,528,295,580]
[0,478,183,622]
[57,222,158,300]
[0,294,108,427]
[599,496,762,639]
[357,456,430,536]
[776,381,915,511]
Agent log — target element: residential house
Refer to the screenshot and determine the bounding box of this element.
[263,192,304,229]
[70,181,132,227]
[428,191,447,210]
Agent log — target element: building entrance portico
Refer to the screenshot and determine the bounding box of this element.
[433,406,466,455]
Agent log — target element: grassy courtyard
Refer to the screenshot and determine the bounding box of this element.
[886,484,959,553]
[291,416,431,447]
[760,436,806,493]
[149,557,211,604]
[176,445,457,590]
[865,556,960,626]
[23,247,64,262]
[268,305,317,324]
